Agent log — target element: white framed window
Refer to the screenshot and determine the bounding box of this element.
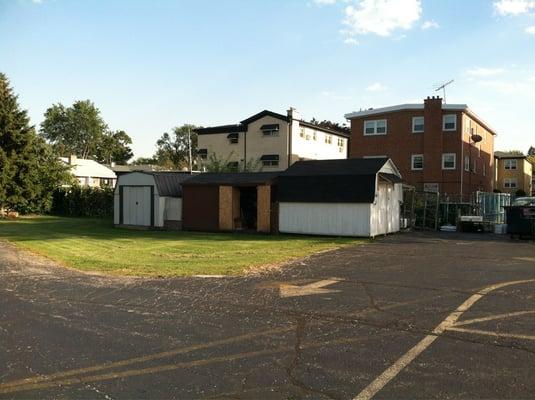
[464,156,470,172]
[260,154,279,167]
[504,159,517,170]
[325,134,333,144]
[411,154,424,170]
[472,159,477,173]
[412,116,424,133]
[504,178,517,188]
[299,127,305,138]
[364,119,387,136]
[313,131,317,141]
[443,114,457,131]
[442,153,456,170]
[337,137,344,146]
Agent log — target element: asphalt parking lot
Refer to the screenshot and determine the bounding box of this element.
[1,232,535,399]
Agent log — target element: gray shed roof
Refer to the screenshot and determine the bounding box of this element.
[151,172,195,197]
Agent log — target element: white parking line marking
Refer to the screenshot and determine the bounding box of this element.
[353,279,535,400]
[446,327,535,341]
[454,310,535,327]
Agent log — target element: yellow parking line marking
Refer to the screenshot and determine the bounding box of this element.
[446,326,535,341]
[0,334,395,395]
[454,310,535,327]
[353,278,535,400]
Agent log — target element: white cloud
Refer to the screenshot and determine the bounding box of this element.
[465,67,505,78]
[366,82,388,92]
[344,37,359,45]
[421,20,439,30]
[343,0,422,37]
[493,0,535,15]
[526,25,535,33]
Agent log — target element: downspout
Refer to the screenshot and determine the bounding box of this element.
[287,116,292,169]
[243,127,247,172]
[460,130,464,200]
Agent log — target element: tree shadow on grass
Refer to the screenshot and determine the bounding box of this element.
[0,216,359,245]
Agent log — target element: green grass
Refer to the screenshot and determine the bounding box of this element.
[0,216,363,276]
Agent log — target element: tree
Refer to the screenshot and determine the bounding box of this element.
[0,73,71,214]
[528,146,535,156]
[201,152,260,172]
[309,118,350,135]
[155,124,198,169]
[40,100,133,163]
[96,130,133,164]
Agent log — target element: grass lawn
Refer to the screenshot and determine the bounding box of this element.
[0,216,363,276]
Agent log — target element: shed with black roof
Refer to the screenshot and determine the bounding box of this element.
[277,158,403,237]
[114,171,194,229]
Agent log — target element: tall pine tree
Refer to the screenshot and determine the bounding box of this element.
[0,73,71,214]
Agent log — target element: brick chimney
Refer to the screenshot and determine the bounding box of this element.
[423,96,444,184]
[287,107,301,121]
[69,154,77,165]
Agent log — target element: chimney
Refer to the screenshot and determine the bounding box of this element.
[287,107,301,121]
[111,161,116,168]
[69,155,77,165]
[424,96,442,110]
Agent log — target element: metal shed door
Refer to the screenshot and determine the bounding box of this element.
[123,186,152,226]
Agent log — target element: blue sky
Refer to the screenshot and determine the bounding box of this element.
[1,0,534,158]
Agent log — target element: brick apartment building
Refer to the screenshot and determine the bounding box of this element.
[345,97,496,198]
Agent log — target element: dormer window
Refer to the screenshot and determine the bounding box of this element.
[227,133,239,144]
[261,124,279,136]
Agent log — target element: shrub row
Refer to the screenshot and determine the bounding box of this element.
[51,187,114,217]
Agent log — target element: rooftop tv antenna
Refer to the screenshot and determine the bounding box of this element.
[434,79,454,103]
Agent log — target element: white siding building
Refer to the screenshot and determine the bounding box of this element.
[277,158,403,237]
[195,108,349,172]
[60,155,117,188]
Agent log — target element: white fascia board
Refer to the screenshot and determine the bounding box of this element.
[344,103,468,119]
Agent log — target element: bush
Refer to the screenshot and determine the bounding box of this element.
[51,187,114,217]
[515,189,527,197]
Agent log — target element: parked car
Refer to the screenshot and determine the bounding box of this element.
[512,197,535,207]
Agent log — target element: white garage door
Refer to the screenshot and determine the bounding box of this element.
[122,186,152,226]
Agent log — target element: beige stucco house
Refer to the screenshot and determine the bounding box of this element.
[195,108,349,171]
[494,152,533,195]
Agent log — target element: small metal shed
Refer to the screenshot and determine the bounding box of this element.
[277,158,403,237]
[113,171,193,229]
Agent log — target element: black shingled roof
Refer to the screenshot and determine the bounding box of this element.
[281,157,389,176]
[182,172,279,186]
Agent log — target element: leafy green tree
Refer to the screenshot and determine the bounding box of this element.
[131,156,159,166]
[0,73,71,213]
[201,152,260,173]
[528,146,535,156]
[96,130,133,164]
[309,118,350,135]
[40,100,133,163]
[155,124,198,169]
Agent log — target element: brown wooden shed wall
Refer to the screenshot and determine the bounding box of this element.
[182,186,220,231]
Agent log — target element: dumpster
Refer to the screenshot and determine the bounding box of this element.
[505,197,535,239]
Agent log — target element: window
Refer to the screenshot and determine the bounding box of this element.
[227,133,239,144]
[464,156,470,172]
[412,116,424,133]
[227,162,239,172]
[443,114,457,131]
[442,153,456,170]
[472,159,477,173]
[300,127,305,138]
[325,135,333,144]
[337,137,345,146]
[313,131,317,141]
[504,178,517,188]
[197,149,208,160]
[261,124,279,136]
[504,159,517,170]
[364,119,387,135]
[260,154,279,167]
[411,154,424,170]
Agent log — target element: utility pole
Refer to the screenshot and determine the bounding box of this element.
[188,126,193,172]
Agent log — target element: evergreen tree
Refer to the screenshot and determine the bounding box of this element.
[0,73,71,213]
